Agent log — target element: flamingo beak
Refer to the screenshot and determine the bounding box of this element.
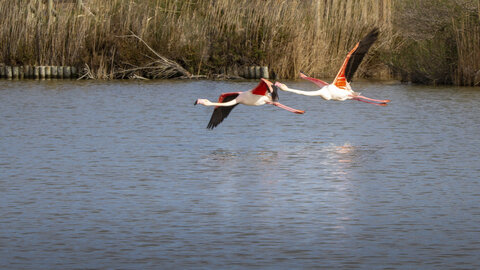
[194,99,198,105]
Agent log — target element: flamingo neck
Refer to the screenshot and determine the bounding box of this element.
[196,99,238,107]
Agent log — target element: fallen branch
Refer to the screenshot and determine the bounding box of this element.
[116,31,191,79]
[78,63,95,80]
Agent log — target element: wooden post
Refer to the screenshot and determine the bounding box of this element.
[12,66,19,79]
[254,66,261,79]
[26,66,33,78]
[39,66,46,79]
[260,66,269,79]
[248,66,255,79]
[51,66,58,78]
[34,66,40,79]
[45,66,51,79]
[238,66,244,78]
[243,66,249,79]
[5,66,12,79]
[58,66,64,79]
[71,66,78,78]
[64,66,72,78]
[24,66,29,78]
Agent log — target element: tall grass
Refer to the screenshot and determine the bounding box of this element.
[0,0,392,79]
[453,3,480,86]
[390,0,480,85]
[0,0,478,85]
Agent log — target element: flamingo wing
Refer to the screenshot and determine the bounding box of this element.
[207,92,240,129]
[250,78,273,96]
[333,28,379,89]
[299,71,329,88]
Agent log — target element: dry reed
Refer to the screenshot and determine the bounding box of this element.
[0,0,478,85]
[391,0,480,85]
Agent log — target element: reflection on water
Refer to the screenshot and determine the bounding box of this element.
[326,142,383,164]
[1,80,480,269]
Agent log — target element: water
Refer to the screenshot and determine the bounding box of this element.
[1,79,480,269]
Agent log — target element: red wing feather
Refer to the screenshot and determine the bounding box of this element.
[333,42,359,90]
[333,28,379,89]
[251,78,273,96]
[217,92,241,105]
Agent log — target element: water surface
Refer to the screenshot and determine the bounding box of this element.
[1,80,480,269]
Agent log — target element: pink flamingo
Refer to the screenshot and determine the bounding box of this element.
[275,28,390,106]
[195,78,304,129]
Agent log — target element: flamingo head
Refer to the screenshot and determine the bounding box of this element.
[194,99,208,106]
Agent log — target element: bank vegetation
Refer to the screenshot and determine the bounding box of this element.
[0,0,479,85]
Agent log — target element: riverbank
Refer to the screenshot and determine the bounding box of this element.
[0,0,479,85]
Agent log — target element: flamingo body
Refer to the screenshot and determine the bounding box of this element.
[195,79,304,129]
[236,91,272,106]
[275,28,390,106]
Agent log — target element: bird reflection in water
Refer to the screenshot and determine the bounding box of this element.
[332,142,356,164]
[322,142,383,177]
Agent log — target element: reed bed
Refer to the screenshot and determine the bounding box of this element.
[0,0,478,85]
[453,4,480,86]
[390,0,480,85]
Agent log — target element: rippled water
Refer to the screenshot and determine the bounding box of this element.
[1,79,480,269]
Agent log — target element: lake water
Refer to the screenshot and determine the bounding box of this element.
[1,79,480,269]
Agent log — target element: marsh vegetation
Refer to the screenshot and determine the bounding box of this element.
[0,0,478,85]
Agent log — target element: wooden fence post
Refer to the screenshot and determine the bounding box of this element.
[5,66,12,79]
[12,66,19,79]
[260,66,269,79]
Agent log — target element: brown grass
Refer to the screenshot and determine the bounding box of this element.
[390,0,480,85]
[453,5,480,86]
[0,0,478,85]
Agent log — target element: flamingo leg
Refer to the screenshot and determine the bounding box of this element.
[353,95,390,103]
[267,101,305,114]
[352,97,388,106]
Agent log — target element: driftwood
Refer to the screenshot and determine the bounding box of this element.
[78,63,95,80]
[117,32,191,79]
[211,74,243,80]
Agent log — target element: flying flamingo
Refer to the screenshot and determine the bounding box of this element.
[275,28,390,106]
[195,78,305,129]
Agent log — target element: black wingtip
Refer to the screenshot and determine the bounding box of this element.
[206,121,218,129]
[194,100,198,105]
[271,85,279,102]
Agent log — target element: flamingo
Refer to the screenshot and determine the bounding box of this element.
[195,78,305,129]
[275,28,390,106]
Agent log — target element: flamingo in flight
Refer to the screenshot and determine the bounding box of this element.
[275,28,390,106]
[195,78,305,129]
